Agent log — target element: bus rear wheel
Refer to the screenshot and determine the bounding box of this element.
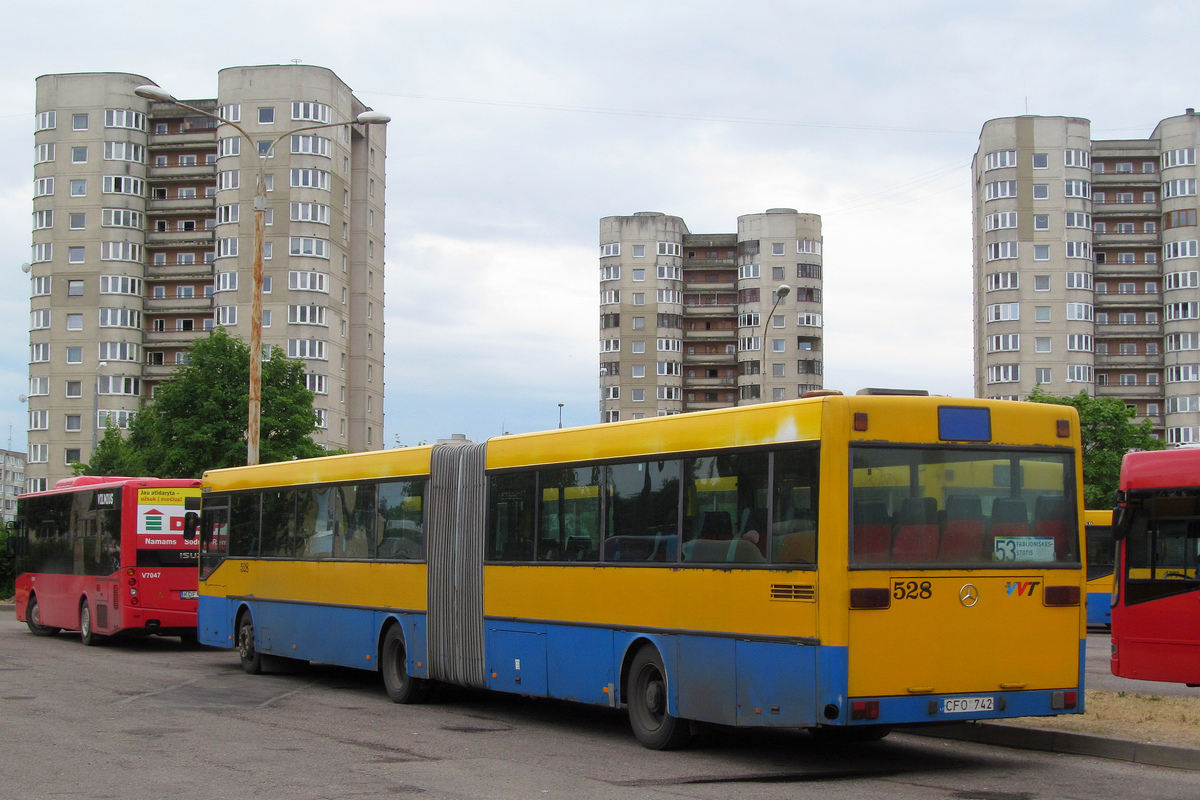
[25,595,60,637]
[79,599,99,646]
[237,611,262,674]
[627,645,691,750]
[380,625,428,703]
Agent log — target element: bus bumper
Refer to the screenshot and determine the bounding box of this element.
[843,687,1083,727]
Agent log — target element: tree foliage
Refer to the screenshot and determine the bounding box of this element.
[83,329,326,479]
[82,423,145,477]
[1026,387,1164,508]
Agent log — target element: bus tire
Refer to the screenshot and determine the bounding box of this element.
[380,625,427,704]
[26,595,61,637]
[627,645,691,750]
[808,725,892,745]
[79,599,99,647]
[237,611,262,675]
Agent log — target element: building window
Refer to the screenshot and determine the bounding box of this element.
[70,179,87,197]
[1034,245,1050,261]
[1036,368,1051,384]
[1035,337,1051,353]
[1033,214,1049,230]
[1033,184,1049,200]
[1035,306,1051,323]
[258,107,275,124]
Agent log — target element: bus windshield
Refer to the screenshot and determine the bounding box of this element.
[1125,496,1200,604]
[850,446,1078,566]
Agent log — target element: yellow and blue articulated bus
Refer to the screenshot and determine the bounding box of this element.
[1084,509,1115,626]
[194,394,1087,749]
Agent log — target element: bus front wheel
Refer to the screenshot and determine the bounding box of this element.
[627,645,691,750]
[380,625,428,704]
[25,595,60,637]
[79,599,98,646]
[237,611,262,674]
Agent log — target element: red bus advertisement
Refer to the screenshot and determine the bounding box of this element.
[12,477,203,645]
[1111,448,1200,686]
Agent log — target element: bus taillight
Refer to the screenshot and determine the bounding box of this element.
[1043,585,1080,606]
[850,700,880,720]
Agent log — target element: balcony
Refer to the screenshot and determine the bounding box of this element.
[145,296,213,314]
[145,264,213,281]
[141,363,182,380]
[142,328,208,347]
[1092,172,1160,187]
[1093,201,1158,217]
[1094,231,1159,247]
[1096,384,1164,400]
[683,328,736,340]
[1095,322,1162,337]
[1094,353,1164,369]
[1095,260,1161,277]
[684,258,736,268]
[145,230,214,247]
[683,352,736,365]
[149,164,215,181]
[148,131,218,148]
[684,303,737,316]
[1094,291,1162,307]
[148,196,215,214]
[682,377,737,389]
[684,279,737,290]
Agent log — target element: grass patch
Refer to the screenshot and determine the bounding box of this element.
[1007,690,1200,748]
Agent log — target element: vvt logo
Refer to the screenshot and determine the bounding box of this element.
[1006,581,1040,597]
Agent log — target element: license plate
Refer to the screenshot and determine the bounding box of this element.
[180,591,198,599]
[941,696,994,714]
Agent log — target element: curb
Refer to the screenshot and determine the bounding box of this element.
[912,721,1200,771]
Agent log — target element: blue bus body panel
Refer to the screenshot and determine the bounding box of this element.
[198,595,233,649]
[1086,592,1112,625]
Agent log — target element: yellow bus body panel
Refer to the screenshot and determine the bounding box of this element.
[207,560,427,611]
[485,565,818,639]
[202,445,433,493]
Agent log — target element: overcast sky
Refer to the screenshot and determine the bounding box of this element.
[0,1,1194,452]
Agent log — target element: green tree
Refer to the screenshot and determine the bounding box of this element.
[1026,387,1164,508]
[81,422,146,477]
[123,328,326,478]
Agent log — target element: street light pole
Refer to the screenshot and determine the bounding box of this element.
[134,86,389,465]
[558,403,564,429]
[758,284,791,403]
[92,361,108,452]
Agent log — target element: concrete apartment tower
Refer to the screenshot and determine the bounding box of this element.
[28,66,386,491]
[598,209,823,421]
[973,112,1200,444]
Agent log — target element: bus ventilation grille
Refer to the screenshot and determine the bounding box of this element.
[770,584,815,602]
[95,604,108,629]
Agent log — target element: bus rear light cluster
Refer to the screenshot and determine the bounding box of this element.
[1043,586,1080,606]
[849,588,891,609]
[1051,690,1077,710]
[850,700,879,720]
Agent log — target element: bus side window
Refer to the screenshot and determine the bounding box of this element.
[376,480,422,560]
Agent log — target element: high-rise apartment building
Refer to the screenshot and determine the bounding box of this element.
[0,450,26,523]
[598,209,823,420]
[973,111,1200,444]
[29,66,386,490]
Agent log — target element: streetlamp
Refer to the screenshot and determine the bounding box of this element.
[558,403,564,429]
[599,368,608,423]
[92,361,108,451]
[133,85,390,465]
[758,284,791,403]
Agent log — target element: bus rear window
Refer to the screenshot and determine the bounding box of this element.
[850,446,1078,567]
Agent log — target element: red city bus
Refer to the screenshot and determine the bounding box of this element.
[12,477,203,645]
[1110,448,1200,686]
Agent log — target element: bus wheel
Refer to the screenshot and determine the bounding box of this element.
[79,600,98,647]
[25,595,60,637]
[237,611,262,675]
[808,725,892,745]
[627,645,691,750]
[380,625,427,704]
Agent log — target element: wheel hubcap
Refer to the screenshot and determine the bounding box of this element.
[644,677,665,716]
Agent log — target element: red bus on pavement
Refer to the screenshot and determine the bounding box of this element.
[1111,448,1200,686]
[12,476,203,645]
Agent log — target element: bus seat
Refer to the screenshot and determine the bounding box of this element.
[892,497,939,562]
[939,495,985,561]
[1034,495,1072,559]
[775,530,815,563]
[699,511,733,540]
[989,498,1029,540]
[565,536,594,561]
[682,536,765,563]
[852,500,893,562]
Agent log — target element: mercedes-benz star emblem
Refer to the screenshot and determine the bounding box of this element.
[959,584,979,607]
